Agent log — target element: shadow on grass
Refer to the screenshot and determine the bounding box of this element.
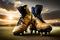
[13,33,60,37]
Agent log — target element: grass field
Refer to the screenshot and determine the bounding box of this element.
[0,26,60,40]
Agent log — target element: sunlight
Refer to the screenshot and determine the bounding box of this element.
[7,14,14,20]
[42,8,49,13]
[6,10,21,20]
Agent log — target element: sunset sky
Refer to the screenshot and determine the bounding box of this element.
[0,0,60,25]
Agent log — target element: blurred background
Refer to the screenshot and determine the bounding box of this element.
[0,0,60,26]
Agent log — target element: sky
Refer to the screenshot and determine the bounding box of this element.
[0,0,60,18]
[0,0,21,17]
[0,0,60,14]
[0,0,60,11]
[19,0,60,11]
[0,0,60,25]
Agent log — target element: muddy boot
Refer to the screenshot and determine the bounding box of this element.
[31,5,52,36]
[12,5,32,35]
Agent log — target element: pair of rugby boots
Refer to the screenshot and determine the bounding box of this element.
[12,5,52,35]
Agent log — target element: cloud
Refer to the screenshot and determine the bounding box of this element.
[42,10,60,20]
[0,0,16,11]
[0,0,21,17]
[0,14,7,19]
[14,0,22,7]
[0,7,21,25]
[0,8,21,18]
[0,0,22,11]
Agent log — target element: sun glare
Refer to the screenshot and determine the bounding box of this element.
[6,10,20,20]
[7,14,14,20]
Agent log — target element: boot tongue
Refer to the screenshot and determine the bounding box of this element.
[17,6,27,18]
[35,5,45,23]
[35,5,43,15]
